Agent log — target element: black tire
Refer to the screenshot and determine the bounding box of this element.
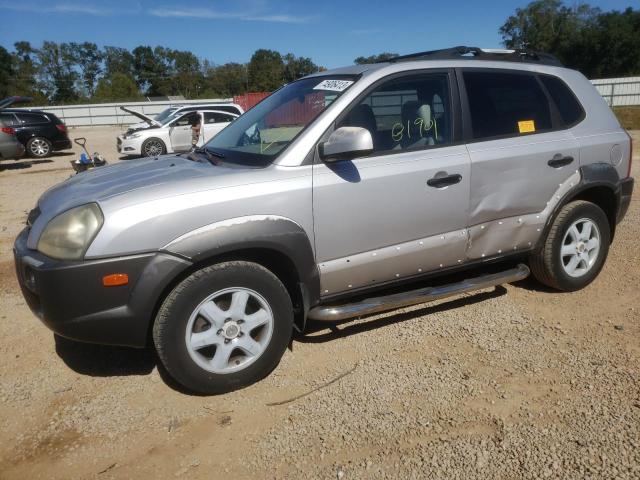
[153,261,293,394]
[530,200,610,291]
[141,138,166,157]
[26,137,52,158]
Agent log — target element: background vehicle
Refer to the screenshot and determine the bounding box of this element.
[126,103,244,133]
[0,109,71,158]
[117,109,238,157]
[0,120,25,161]
[0,96,31,161]
[14,47,634,395]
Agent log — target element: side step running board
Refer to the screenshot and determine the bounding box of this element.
[307,264,530,322]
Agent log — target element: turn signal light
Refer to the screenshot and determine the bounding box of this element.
[102,273,129,287]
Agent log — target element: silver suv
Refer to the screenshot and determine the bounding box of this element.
[14,47,634,394]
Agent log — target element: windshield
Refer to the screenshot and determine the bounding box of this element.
[203,76,356,164]
[155,107,179,123]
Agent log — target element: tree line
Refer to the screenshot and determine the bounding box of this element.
[0,43,322,105]
[0,1,637,106]
[356,1,639,78]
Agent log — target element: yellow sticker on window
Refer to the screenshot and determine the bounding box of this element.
[518,120,536,133]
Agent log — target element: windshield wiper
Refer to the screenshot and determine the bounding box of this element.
[184,147,225,165]
[204,147,225,159]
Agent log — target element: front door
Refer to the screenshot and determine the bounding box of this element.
[313,71,471,296]
[169,113,198,152]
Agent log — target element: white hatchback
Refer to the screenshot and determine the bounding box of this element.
[117,109,239,157]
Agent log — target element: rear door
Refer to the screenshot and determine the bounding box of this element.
[201,111,236,144]
[460,69,580,259]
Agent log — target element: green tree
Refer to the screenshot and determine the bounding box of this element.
[37,41,78,102]
[248,49,284,91]
[94,72,142,101]
[70,42,103,97]
[354,52,399,64]
[8,41,43,101]
[203,61,247,97]
[132,46,163,96]
[0,46,12,98]
[103,46,135,77]
[283,54,319,83]
[501,1,640,77]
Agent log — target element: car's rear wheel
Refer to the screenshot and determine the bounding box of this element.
[27,137,51,158]
[153,261,293,394]
[530,200,610,291]
[141,138,166,157]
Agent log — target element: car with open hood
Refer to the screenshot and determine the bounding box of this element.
[117,107,239,157]
[125,103,244,133]
[14,47,634,394]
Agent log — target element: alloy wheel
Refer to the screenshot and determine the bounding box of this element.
[560,218,601,278]
[184,287,274,374]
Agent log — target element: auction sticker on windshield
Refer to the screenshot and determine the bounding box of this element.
[314,79,354,92]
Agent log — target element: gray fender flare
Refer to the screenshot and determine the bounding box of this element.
[535,162,621,250]
[161,215,321,312]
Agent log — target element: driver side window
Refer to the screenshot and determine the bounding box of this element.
[337,73,452,154]
[173,113,196,127]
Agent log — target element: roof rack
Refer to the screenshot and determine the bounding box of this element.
[385,46,563,67]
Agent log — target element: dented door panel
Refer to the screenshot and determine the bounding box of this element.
[466,131,580,226]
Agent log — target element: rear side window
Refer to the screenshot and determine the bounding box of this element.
[204,112,235,124]
[15,113,49,125]
[540,75,584,127]
[0,113,18,126]
[463,71,552,140]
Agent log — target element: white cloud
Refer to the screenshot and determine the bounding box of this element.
[0,1,113,15]
[150,6,313,24]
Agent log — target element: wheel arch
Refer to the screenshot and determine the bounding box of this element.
[147,216,320,341]
[536,162,621,250]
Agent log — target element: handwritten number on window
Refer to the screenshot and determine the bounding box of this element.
[391,118,438,143]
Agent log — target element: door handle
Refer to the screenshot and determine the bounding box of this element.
[547,154,574,168]
[427,173,462,188]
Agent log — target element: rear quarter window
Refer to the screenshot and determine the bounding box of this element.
[15,113,50,125]
[540,75,585,127]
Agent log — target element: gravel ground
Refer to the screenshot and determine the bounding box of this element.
[0,127,638,479]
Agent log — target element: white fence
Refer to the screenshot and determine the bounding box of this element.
[14,76,640,127]
[26,98,232,127]
[591,76,640,107]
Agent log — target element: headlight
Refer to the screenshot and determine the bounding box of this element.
[37,204,103,260]
[126,133,141,139]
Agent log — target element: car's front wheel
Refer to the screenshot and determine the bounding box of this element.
[153,261,293,394]
[530,200,610,291]
[27,137,52,158]
[141,138,166,157]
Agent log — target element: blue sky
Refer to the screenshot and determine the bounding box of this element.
[0,0,635,68]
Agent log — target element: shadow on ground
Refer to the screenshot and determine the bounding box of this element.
[54,334,157,377]
[296,286,508,343]
[0,159,53,171]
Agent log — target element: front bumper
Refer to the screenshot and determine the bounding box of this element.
[617,177,634,224]
[13,228,191,347]
[117,135,141,155]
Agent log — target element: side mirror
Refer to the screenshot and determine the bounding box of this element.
[319,126,373,162]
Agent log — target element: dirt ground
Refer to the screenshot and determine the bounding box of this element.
[0,127,638,479]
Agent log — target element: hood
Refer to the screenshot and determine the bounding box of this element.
[120,106,162,127]
[29,155,252,248]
